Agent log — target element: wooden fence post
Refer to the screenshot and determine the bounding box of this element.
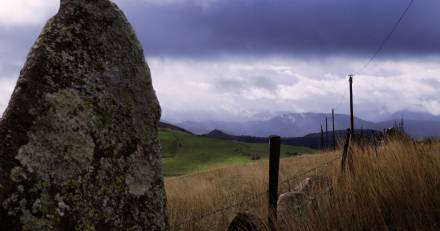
[320,125,324,150]
[341,129,352,173]
[268,135,281,231]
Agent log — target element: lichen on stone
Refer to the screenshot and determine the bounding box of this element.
[10,167,27,183]
[0,0,167,230]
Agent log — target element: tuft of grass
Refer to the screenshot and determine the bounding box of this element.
[159,128,316,177]
[165,139,440,231]
[296,140,440,231]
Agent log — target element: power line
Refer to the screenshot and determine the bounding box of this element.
[357,0,415,74]
[330,0,415,123]
[280,156,340,187]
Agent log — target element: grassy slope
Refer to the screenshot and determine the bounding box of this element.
[165,140,440,231]
[160,128,316,177]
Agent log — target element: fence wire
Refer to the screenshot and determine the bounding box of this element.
[280,156,341,187]
[170,155,341,229]
[171,190,267,229]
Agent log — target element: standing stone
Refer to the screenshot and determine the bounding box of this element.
[0,0,167,230]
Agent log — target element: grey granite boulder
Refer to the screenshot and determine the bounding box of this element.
[0,0,167,230]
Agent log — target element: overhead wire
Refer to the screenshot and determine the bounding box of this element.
[332,0,415,115]
[356,0,415,75]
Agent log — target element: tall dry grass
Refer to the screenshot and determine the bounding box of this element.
[165,139,440,231]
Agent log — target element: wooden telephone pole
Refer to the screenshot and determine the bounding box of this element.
[349,75,354,133]
[325,117,328,149]
[320,125,324,150]
[332,109,336,150]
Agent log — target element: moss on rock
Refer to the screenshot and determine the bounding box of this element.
[0,0,167,230]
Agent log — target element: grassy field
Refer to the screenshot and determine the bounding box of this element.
[160,128,316,177]
[165,139,440,231]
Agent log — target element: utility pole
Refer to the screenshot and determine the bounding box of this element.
[349,75,354,133]
[320,125,324,150]
[332,109,336,150]
[325,117,328,149]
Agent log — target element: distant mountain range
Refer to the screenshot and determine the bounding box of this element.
[177,111,440,139]
[384,110,440,122]
[203,128,377,149]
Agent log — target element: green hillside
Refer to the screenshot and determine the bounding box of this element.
[159,128,317,177]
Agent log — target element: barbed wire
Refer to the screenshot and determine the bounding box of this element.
[171,190,267,229]
[326,0,415,122]
[279,156,341,187]
[170,155,341,229]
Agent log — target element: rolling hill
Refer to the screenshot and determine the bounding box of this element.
[159,128,316,177]
[203,128,379,149]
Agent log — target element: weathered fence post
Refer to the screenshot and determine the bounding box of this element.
[268,135,281,231]
[341,128,352,173]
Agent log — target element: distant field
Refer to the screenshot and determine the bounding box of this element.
[159,128,317,177]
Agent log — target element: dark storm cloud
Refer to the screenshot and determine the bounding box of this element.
[2,0,440,121]
[117,0,440,57]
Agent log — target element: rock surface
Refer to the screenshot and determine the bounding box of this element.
[294,176,332,197]
[0,0,167,230]
[277,192,307,228]
[277,176,333,230]
[227,212,265,231]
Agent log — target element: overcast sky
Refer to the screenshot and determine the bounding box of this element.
[1,0,440,122]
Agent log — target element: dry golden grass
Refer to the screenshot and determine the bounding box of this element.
[165,139,440,231]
